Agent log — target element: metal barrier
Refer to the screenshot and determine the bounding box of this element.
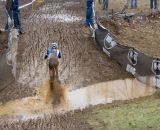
[95,20,160,88]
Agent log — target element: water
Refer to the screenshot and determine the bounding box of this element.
[36,14,82,23]
[0,78,156,118]
[67,78,156,110]
[35,3,82,23]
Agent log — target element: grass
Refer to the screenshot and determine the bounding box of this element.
[87,95,160,130]
[89,1,160,129]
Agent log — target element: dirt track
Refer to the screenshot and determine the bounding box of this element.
[16,0,130,88]
[0,0,131,128]
[0,110,92,130]
[0,0,131,103]
[0,0,159,129]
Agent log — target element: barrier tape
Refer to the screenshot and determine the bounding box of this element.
[19,0,36,9]
[0,0,37,9]
[95,20,160,88]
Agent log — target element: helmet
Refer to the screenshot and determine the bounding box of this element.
[51,42,58,49]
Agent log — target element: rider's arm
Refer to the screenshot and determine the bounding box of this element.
[44,49,50,59]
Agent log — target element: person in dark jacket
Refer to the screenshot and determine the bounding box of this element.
[150,0,158,9]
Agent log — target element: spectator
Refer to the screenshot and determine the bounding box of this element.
[85,0,95,27]
[131,0,137,9]
[5,0,23,34]
[103,0,109,10]
[150,0,158,9]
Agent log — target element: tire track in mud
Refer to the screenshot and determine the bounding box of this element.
[17,0,131,88]
[0,0,131,102]
[0,111,92,130]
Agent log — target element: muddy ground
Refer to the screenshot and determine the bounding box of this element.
[100,15,160,58]
[0,93,160,130]
[97,0,160,58]
[0,0,131,102]
[0,0,160,129]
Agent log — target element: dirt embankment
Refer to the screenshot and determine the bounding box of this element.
[100,15,160,58]
[95,0,160,58]
[0,0,159,130]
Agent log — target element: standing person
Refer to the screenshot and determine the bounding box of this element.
[131,0,137,9]
[103,0,109,10]
[150,0,158,9]
[85,0,95,27]
[85,0,98,38]
[5,0,23,34]
[13,0,22,33]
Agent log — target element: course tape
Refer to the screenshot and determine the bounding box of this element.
[1,0,36,9]
[19,0,36,9]
[95,21,160,88]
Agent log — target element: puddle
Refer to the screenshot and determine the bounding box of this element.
[40,4,61,12]
[64,1,80,7]
[68,78,156,110]
[137,76,160,88]
[0,80,67,118]
[36,14,82,22]
[0,78,156,118]
[34,3,82,22]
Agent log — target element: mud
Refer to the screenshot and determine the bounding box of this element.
[0,110,92,130]
[0,2,7,29]
[0,51,14,92]
[0,78,155,118]
[96,0,160,58]
[0,76,157,128]
[0,0,159,129]
[0,31,8,52]
[0,0,131,102]
[0,0,133,104]
[0,79,67,117]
